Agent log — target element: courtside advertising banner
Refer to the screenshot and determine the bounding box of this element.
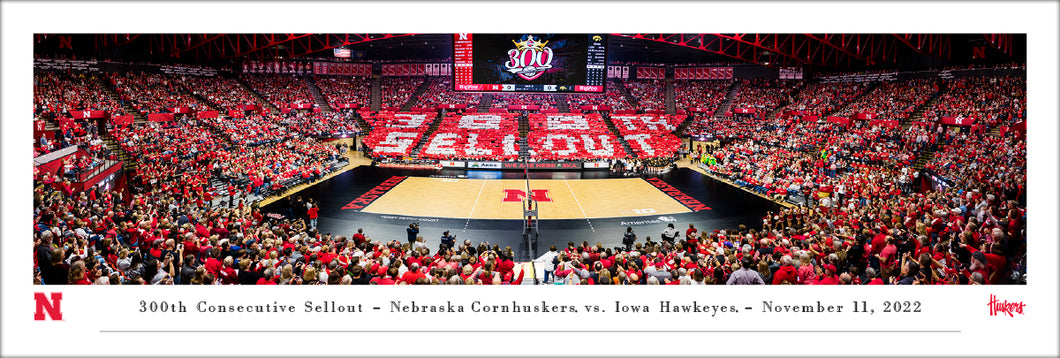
[466,161,502,169]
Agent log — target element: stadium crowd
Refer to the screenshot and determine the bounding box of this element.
[314,76,372,108]
[728,79,797,117]
[381,77,425,109]
[624,79,666,112]
[834,79,939,120]
[566,83,631,111]
[32,66,1025,285]
[183,76,265,112]
[674,80,731,115]
[781,82,870,116]
[922,76,1026,128]
[419,114,520,161]
[34,72,127,120]
[109,72,207,115]
[240,74,315,109]
[415,78,482,109]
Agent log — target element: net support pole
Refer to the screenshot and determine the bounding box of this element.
[523,159,537,260]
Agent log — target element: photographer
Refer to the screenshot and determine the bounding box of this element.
[622,227,637,251]
[406,223,419,246]
[440,230,455,250]
[660,223,679,244]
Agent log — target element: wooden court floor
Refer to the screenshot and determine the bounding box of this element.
[362,177,691,220]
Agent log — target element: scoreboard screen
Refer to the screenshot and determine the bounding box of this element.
[453,33,607,93]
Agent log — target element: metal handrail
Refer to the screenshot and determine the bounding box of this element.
[75,159,120,182]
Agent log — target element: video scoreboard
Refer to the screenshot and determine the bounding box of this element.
[453,33,608,93]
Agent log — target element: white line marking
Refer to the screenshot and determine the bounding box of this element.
[564,179,595,232]
[464,180,487,232]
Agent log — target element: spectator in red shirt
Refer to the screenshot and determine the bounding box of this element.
[772,255,797,285]
[877,236,898,282]
[307,203,319,229]
[256,268,277,285]
[400,263,426,285]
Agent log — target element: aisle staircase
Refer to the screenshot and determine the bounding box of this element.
[354,111,371,131]
[825,81,882,118]
[235,76,280,114]
[305,75,333,113]
[612,79,638,109]
[518,113,531,159]
[912,147,937,171]
[664,77,676,114]
[370,75,382,111]
[905,80,948,124]
[400,76,434,111]
[763,81,804,121]
[477,94,494,112]
[95,74,145,123]
[553,94,569,113]
[713,80,742,117]
[100,134,137,171]
[674,112,697,136]
[602,112,635,157]
[187,91,222,112]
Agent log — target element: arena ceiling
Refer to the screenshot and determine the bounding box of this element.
[34,33,1024,71]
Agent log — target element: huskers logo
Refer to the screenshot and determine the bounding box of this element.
[502,189,553,203]
[34,292,63,321]
[504,35,553,81]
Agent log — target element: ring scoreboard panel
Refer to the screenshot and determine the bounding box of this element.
[453,33,607,93]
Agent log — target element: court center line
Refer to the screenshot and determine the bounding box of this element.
[563,179,594,232]
[464,180,487,232]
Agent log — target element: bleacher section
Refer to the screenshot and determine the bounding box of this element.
[728,79,798,118]
[313,76,373,109]
[181,75,267,113]
[780,82,871,116]
[673,80,731,116]
[240,74,316,110]
[623,79,666,112]
[566,89,631,112]
[922,76,1025,128]
[491,93,557,110]
[414,78,482,109]
[34,72,127,120]
[381,77,426,109]
[108,72,208,115]
[834,79,939,121]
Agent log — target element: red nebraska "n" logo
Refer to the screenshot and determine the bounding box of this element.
[502,189,552,202]
[34,292,63,321]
